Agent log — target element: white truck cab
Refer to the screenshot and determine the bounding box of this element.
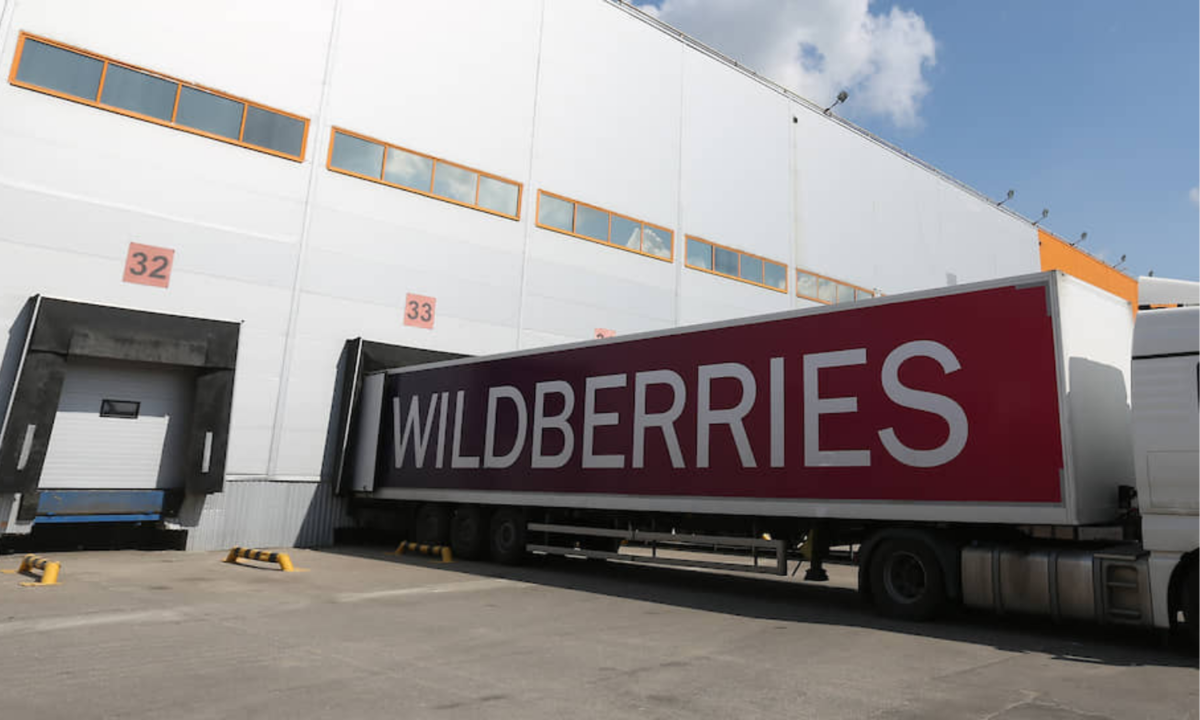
[1131,276,1199,640]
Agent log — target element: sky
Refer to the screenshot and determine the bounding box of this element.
[633,0,1199,281]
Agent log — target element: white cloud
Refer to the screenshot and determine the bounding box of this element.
[637,0,937,127]
[1189,187,1198,206]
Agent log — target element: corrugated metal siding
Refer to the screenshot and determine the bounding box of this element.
[184,480,348,551]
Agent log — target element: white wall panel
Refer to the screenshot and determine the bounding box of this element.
[677,268,792,326]
[520,328,577,350]
[0,180,300,290]
[308,193,526,281]
[532,0,682,226]
[0,116,307,243]
[303,204,523,329]
[272,335,345,478]
[680,52,792,268]
[524,256,674,322]
[522,289,669,341]
[225,330,286,477]
[522,0,685,346]
[520,232,679,341]
[329,0,541,184]
[8,0,332,115]
[792,101,1039,294]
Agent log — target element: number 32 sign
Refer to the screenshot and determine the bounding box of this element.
[404,293,437,329]
[123,242,175,288]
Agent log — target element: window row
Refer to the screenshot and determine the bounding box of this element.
[686,236,788,293]
[796,269,877,304]
[9,34,878,301]
[9,33,308,160]
[535,191,673,262]
[328,128,522,220]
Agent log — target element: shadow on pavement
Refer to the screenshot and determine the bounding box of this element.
[318,542,1199,670]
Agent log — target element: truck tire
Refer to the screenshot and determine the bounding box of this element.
[869,537,947,621]
[413,503,451,545]
[490,508,527,565]
[1182,560,1198,647]
[450,505,487,560]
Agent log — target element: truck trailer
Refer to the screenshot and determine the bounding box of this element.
[347,272,1199,641]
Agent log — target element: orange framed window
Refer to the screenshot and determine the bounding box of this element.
[795,268,875,305]
[535,190,673,262]
[685,236,787,292]
[8,32,309,162]
[327,127,522,221]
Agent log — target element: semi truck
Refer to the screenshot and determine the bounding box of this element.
[346,271,1199,641]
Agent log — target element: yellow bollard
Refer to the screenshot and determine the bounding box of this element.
[2,554,61,587]
[393,541,452,563]
[223,547,305,572]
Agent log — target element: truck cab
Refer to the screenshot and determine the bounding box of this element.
[1131,277,1199,642]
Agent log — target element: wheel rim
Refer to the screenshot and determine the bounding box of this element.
[884,551,927,604]
[496,522,515,553]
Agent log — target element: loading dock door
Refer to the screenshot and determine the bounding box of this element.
[39,358,194,490]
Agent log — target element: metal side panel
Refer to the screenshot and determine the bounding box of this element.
[182,479,350,551]
[351,373,384,493]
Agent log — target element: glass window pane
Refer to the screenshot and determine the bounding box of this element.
[175,86,244,140]
[797,272,818,299]
[832,283,854,303]
[433,162,477,204]
[242,106,305,156]
[477,176,519,215]
[739,254,764,283]
[384,147,433,191]
[817,278,836,303]
[16,39,104,100]
[100,64,176,121]
[575,205,610,241]
[643,226,672,258]
[610,215,641,249]
[687,238,712,269]
[99,399,140,419]
[856,288,874,300]
[538,194,574,232]
[330,132,384,177]
[764,262,786,290]
[714,246,738,276]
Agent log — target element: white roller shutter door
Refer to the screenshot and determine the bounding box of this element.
[39,358,194,490]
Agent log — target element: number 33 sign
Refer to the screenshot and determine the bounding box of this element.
[123,242,175,288]
[404,293,437,329]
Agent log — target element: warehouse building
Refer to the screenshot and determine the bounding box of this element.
[0,0,1114,548]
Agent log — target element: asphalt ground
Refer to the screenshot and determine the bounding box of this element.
[0,546,1194,720]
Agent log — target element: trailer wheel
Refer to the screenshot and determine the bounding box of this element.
[869,538,947,621]
[450,505,487,560]
[413,504,450,545]
[1181,560,1198,647]
[490,508,527,565]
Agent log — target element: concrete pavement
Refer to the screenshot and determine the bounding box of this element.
[0,547,1193,719]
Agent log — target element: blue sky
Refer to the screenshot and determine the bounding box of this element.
[635,1,1199,280]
